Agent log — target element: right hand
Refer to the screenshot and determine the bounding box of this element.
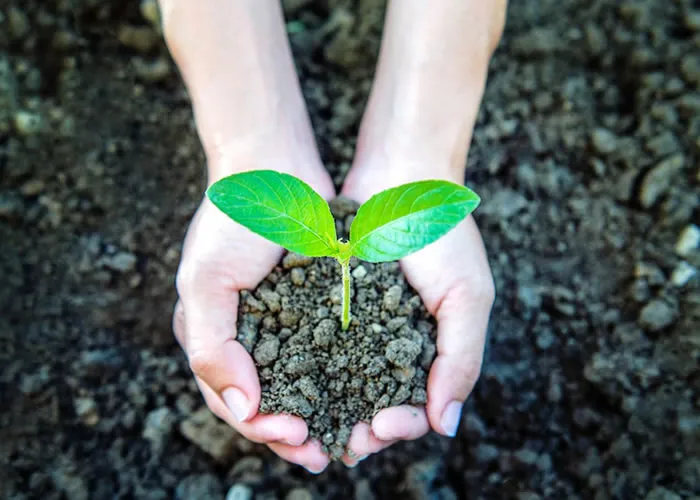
[173,165,335,474]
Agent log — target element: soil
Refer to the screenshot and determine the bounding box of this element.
[241,197,436,459]
[1,0,699,499]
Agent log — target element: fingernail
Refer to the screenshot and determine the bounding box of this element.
[441,401,463,437]
[222,387,250,423]
[285,437,305,446]
[304,464,326,475]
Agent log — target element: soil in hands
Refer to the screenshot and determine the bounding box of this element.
[237,197,437,459]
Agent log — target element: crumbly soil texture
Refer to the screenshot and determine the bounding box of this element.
[2,0,700,499]
[240,198,436,458]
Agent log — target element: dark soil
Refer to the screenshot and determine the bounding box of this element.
[1,0,699,499]
[241,198,436,459]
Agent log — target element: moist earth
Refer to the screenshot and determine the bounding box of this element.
[239,198,436,459]
[1,0,699,499]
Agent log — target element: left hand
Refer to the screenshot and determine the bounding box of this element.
[339,167,495,466]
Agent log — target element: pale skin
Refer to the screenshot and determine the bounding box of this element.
[160,0,506,473]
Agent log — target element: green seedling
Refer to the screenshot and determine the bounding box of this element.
[207,170,480,330]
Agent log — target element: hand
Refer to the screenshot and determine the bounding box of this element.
[339,168,495,466]
[173,165,336,474]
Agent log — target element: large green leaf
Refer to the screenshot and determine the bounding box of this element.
[349,180,480,262]
[207,170,338,257]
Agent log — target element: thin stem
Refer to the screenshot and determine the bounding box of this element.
[341,259,351,330]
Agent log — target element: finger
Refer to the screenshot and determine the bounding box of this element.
[176,280,261,423]
[340,423,396,466]
[372,405,430,441]
[426,280,492,437]
[197,376,308,446]
[268,440,330,474]
[401,218,495,437]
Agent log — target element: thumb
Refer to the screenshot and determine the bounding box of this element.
[175,286,260,423]
[426,281,493,436]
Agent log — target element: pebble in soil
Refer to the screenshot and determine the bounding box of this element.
[237,197,436,459]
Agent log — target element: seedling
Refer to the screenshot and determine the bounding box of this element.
[207,170,480,330]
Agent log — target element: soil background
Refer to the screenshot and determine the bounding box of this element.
[1,0,699,499]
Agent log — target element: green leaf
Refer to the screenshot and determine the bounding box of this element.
[349,180,480,263]
[206,170,338,257]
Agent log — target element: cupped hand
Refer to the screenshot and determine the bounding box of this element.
[339,168,495,466]
[173,165,335,474]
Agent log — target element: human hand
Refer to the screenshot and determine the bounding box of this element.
[173,165,336,474]
[339,169,495,466]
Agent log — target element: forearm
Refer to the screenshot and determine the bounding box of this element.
[158,0,320,179]
[354,0,507,181]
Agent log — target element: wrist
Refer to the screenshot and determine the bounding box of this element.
[159,0,322,184]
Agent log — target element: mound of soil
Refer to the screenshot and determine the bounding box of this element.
[239,198,436,458]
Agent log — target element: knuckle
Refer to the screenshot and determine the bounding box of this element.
[172,302,186,346]
[453,359,483,393]
[452,275,496,307]
[187,349,217,379]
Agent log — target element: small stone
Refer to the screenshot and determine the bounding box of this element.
[512,28,559,56]
[52,30,83,51]
[392,366,416,383]
[19,179,45,197]
[591,128,617,155]
[175,474,223,500]
[635,262,666,286]
[297,376,320,401]
[313,318,337,347]
[282,253,313,268]
[179,407,238,462]
[513,448,539,467]
[681,55,700,85]
[290,267,306,286]
[143,407,176,452]
[0,193,22,219]
[385,338,421,368]
[14,110,44,136]
[671,262,697,287]
[75,397,99,426]
[391,384,412,406]
[351,265,367,280]
[678,94,700,118]
[140,0,162,30]
[226,484,253,500]
[474,444,500,464]
[585,23,606,55]
[685,10,700,31]
[411,387,427,405]
[645,487,681,500]
[638,299,678,332]
[254,335,280,366]
[645,131,680,158]
[229,456,264,483]
[258,289,281,312]
[285,488,313,500]
[481,189,528,219]
[118,25,159,53]
[133,57,171,83]
[8,7,30,40]
[283,0,314,16]
[382,285,403,312]
[517,285,542,316]
[639,154,684,208]
[103,251,138,273]
[676,224,700,256]
[279,310,300,327]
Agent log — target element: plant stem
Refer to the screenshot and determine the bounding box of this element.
[341,259,351,330]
